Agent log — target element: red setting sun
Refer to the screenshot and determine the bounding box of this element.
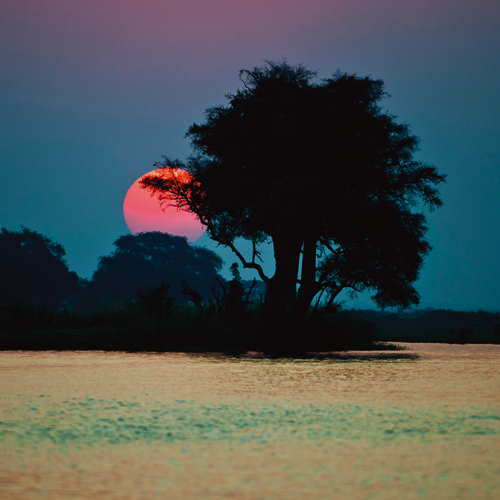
[123,169,205,242]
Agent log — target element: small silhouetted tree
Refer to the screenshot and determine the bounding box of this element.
[226,263,246,323]
[0,227,80,308]
[141,60,446,340]
[209,263,253,322]
[180,280,203,310]
[90,232,224,304]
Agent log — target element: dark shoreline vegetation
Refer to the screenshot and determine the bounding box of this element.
[1,301,499,355]
[0,301,379,354]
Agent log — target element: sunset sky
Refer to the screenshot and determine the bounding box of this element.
[1,0,499,310]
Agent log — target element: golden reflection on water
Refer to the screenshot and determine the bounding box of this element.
[1,344,499,499]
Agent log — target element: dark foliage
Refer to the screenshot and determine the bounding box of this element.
[141,60,446,342]
[84,232,224,307]
[0,227,80,309]
[138,280,176,320]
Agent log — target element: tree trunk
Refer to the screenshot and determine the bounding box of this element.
[262,235,302,352]
[292,236,321,324]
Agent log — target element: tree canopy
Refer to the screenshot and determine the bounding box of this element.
[89,232,224,304]
[0,227,81,308]
[142,60,446,330]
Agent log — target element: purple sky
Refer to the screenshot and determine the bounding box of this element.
[1,0,499,310]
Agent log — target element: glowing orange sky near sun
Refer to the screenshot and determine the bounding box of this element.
[123,169,205,242]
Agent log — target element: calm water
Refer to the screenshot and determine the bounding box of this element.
[1,344,499,499]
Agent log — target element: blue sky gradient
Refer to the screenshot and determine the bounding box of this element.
[1,0,499,310]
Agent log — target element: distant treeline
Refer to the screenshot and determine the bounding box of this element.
[0,227,264,311]
[1,227,499,353]
[1,227,379,353]
[356,309,500,345]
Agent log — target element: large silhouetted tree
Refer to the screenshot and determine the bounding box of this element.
[0,227,81,308]
[90,232,224,304]
[142,61,446,335]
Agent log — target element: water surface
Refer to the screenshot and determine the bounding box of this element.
[1,344,499,499]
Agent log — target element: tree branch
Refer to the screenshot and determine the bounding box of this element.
[322,239,339,256]
[326,280,349,308]
[223,239,270,285]
[252,240,263,264]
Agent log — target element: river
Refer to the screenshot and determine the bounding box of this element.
[1,343,499,499]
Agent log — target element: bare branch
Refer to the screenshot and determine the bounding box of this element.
[244,278,257,307]
[223,240,270,284]
[311,287,327,314]
[325,280,349,308]
[322,239,340,256]
[252,240,263,264]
